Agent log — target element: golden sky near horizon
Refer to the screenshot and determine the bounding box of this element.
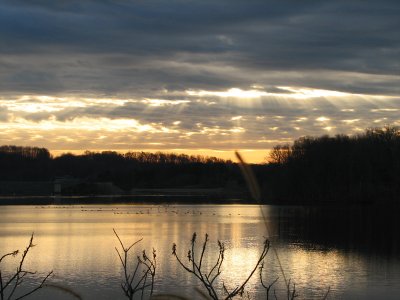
[1,88,399,163]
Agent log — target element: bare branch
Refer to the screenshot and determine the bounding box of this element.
[321,286,330,300]
[113,228,155,300]
[260,261,279,300]
[173,233,269,300]
[14,271,53,300]
[0,234,52,300]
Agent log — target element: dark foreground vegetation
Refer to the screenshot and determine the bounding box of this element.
[1,233,318,300]
[0,234,53,300]
[1,126,400,205]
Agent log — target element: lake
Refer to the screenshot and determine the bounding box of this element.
[0,204,399,299]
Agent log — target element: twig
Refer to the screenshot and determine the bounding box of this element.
[286,279,298,300]
[321,286,330,300]
[113,228,156,300]
[259,261,279,300]
[223,239,270,299]
[172,233,270,300]
[0,233,52,300]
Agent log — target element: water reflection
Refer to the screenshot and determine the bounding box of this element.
[265,205,400,257]
[0,205,399,299]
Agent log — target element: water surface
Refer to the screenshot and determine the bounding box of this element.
[0,204,399,299]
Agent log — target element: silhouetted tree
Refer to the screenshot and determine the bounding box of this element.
[0,147,245,195]
[261,126,400,204]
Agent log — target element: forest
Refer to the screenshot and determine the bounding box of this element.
[1,126,400,204]
[0,146,245,194]
[261,126,400,204]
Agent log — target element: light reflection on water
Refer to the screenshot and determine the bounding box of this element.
[0,204,399,299]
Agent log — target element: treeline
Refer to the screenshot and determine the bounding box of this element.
[260,126,400,204]
[0,147,244,191]
[2,126,400,203]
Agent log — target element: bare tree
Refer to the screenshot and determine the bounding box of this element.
[267,145,291,165]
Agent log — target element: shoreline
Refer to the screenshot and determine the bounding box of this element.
[0,189,254,205]
[1,195,398,207]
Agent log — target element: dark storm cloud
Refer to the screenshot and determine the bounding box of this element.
[0,0,399,96]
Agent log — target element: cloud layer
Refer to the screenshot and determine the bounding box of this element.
[0,1,399,161]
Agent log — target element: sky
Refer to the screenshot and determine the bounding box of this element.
[0,0,399,162]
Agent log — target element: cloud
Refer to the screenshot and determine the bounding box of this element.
[0,0,398,96]
[0,1,400,161]
[1,91,400,154]
[0,106,10,121]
